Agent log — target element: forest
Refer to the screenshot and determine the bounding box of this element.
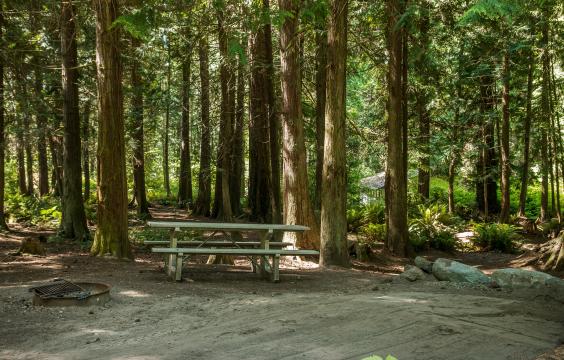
[0,0,562,268]
[1,0,564,358]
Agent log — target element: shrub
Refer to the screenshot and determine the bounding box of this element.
[472,223,520,252]
[408,204,457,252]
[346,208,365,232]
[362,202,385,225]
[360,223,386,245]
[5,193,62,226]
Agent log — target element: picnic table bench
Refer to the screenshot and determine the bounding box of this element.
[146,221,319,282]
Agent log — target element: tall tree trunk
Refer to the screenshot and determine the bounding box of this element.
[278,0,320,249]
[163,42,171,198]
[264,0,282,224]
[249,24,274,222]
[34,73,49,196]
[24,105,33,195]
[61,0,89,240]
[518,44,534,217]
[314,23,327,211]
[130,37,150,216]
[550,56,563,222]
[91,0,132,259]
[548,59,561,221]
[416,2,430,200]
[178,50,193,208]
[0,5,8,229]
[193,37,212,216]
[385,0,408,256]
[83,100,91,201]
[212,9,233,221]
[30,0,49,197]
[16,112,27,195]
[540,8,550,221]
[320,0,348,267]
[476,74,499,216]
[499,50,511,223]
[230,49,245,216]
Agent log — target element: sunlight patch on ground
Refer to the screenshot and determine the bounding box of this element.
[119,290,150,298]
[80,328,123,336]
[374,295,429,304]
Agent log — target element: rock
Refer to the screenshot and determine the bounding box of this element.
[432,258,491,284]
[400,265,425,282]
[546,277,564,303]
[490,268,554,289]
[414,256,433,273]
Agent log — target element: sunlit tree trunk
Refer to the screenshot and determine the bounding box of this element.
[230,49,245,216]
[499,51,511,224]
[314,21,327,211]
[178,48,193,208]
[61,0,89,240]
[0,5,8,229]
[90,0,132,259]
[163,42,171,199]
[385,0,408,256]
[278,0,320,249]
[518,43,534,217]
[212,9,233,221]
[320,0,349,267]
[193,37,212,217]
[416,2,430,200]
[540,9,550,221]
[130,37,150,216]
[16,111,27,195]
[82,100,91,201]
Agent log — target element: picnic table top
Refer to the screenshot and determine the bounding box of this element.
[151,247,319,255]
[147,221,309,232]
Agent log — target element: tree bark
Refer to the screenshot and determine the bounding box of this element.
[518,43,534,217]
[540,8,550,221]
[212,9,233,221]
[130,37,150,216]
[499,50,511,223]
[90,0,132,259]
[0,5,8,229]
[320,0,349,267]
[178,49,193,208]
[193,37,212,217]
[278,0,320,249]
[416,2,430,200]
[550,56,563,222]
[16,110,27,195]
[385,0,408,256]
[264,0,281,224]
[30,0,49,197]
[230,49,245,216]
[249,24,274,222]
[314,23,327,211]
[82,100,91,201]
[61,0,89,240]
[163,41,171,199]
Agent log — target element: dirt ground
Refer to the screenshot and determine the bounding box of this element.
[1,209,563,360]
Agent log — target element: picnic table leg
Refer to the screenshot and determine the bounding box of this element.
[257,229,273,277]
[175,253,184,281]
[168,228,178,278]
[271,254,280,282]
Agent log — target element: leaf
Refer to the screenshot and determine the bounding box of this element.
[112,8,156,40]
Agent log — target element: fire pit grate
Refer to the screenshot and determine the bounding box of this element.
[30,279,91,300]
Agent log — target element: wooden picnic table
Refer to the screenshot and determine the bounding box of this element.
[146,221,317,282]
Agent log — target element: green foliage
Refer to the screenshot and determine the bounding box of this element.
[347,208,365,232]
[129,227,170,245]
[471,223,520,252]
[360,223,386,245]
[409,204,458,252]
[113,7,157,40]
[5,193,62,226]
[363,202,386,225]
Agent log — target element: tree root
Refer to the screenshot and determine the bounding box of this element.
[532,231,564,271]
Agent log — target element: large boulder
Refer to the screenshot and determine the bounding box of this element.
[432,258,491,284]
[414,256,433,273]
[400,265,425,282]
[490,268,554,289]
[546,277,564,303]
